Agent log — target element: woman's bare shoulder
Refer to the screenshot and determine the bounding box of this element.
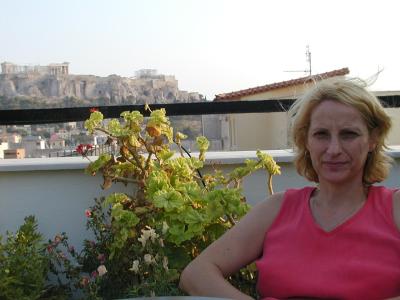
[253,191,286,212]
[241,191,286,230]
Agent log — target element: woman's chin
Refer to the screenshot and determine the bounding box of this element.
[319,171,353,185]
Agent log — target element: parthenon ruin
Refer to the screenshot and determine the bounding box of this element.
[1,62,69,76]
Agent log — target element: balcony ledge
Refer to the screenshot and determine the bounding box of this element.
[0,149,295,172]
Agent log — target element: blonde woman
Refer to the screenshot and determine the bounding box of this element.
[179,78,400,300]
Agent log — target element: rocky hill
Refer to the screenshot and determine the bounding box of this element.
[0,71,204,109]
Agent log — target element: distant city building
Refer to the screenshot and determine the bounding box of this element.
[6,135,48,158]
[22,135,46,152]
[5,133,22,144]
[134,69,179,87]
[65,122,77,129]
[0,141,9,159]
[373,91,400,145]
[56,129,70,140]
[94,134,108,145]
[49,134,66,149]
[135,69,158,78]
[4,148,25,159]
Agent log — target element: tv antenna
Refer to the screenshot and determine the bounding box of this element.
[284,45,312,76]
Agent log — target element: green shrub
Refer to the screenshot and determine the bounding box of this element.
[0,216,70,300]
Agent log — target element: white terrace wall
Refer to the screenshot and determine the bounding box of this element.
[1,150,399,251]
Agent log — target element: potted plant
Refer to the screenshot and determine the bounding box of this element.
[71,106,280,299]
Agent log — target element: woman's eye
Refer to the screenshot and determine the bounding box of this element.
[342,131,358,138]
[313,131,328,138]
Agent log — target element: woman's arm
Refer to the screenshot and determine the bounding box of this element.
[179,192,285,299]
[392,189,400,230]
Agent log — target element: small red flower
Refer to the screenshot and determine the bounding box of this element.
[76,144,84,155]
[85,209,92,218]
[76,144,94,155]
[91,270,98,279]
[90,107,99,113]
[97,253,105,263]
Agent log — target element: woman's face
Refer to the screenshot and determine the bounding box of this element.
[306,100,376,185]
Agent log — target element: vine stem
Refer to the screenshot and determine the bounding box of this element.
[144,152,153,171]
[176,142,184,157]
[113,176,141,184]
[82,154,93,162]
[93,127,114,137]
[268,174,274,195]
[126,144,146,173]
[125,156,138,167]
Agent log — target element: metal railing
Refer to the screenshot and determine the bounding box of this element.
[1,96,400,125]
[2,97,400,158]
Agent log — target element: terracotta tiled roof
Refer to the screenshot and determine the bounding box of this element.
[214,67,350,101]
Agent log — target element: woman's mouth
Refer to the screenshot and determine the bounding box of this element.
[323,161,348,168]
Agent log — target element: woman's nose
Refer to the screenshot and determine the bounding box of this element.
[326,137,342,154]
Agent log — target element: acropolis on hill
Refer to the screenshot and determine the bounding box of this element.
[0,62,202,107]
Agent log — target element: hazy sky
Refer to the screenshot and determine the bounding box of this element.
[1,0,399,99]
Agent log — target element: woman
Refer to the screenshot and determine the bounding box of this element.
[179,78,400,300]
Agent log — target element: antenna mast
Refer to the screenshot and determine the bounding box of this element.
[284,45,312,76]
[306,45,311,76]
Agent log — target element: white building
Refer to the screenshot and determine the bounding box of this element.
[0,141,9,159]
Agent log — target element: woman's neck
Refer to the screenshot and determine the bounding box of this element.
[315,180,368,209]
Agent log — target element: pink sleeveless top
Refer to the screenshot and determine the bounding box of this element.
[256,186,400,300]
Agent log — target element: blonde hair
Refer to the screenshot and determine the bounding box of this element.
[289,77,393,184]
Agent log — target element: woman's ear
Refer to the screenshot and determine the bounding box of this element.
[368,128,379,152]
